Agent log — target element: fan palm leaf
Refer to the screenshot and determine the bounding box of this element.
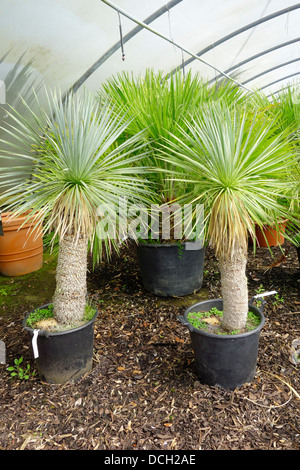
[99,69,247,204]
[0,89,152,240]
[0,89,153,324]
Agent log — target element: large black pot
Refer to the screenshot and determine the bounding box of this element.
[23,303,98,384]
[179,298,265,390]
[136,241,205,297]
[296,245,300,267]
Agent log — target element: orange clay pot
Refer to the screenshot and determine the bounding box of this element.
[0,212,43,276]
[255,221,286,247]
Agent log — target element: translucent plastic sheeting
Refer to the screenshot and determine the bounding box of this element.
[0,0,299,96]
[0,0,299,184]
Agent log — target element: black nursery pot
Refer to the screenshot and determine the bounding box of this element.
[23,304,98,384]
[136,241,205,297]
[179,299,265,390]
[296,245,300,267]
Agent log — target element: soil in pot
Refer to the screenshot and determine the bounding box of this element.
[136,241,205,297]
[23,303,98,384]
[180,299,265,390]
[187,306,261,336]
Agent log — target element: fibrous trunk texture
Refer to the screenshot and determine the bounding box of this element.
[53,236,88,325]
[219,251,248,332]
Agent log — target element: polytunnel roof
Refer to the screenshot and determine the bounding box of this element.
[0,0,299,98]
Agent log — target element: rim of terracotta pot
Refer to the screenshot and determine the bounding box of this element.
[1,211,41,229]
[255,219,288,231]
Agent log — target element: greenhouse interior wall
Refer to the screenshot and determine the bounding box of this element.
[0,0,299,185]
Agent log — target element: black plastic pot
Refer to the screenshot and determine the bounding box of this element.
[296,246,300,267]
[136,241,205,297]
[179,298,265,390]
[23,303,98,384]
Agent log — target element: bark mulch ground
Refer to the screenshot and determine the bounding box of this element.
[0,242,299,451]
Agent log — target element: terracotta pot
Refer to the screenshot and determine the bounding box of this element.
[255,221,286,247]
[0,212,43,276]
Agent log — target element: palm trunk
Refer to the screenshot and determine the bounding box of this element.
[53,235,88,325]
[219,250,248,332]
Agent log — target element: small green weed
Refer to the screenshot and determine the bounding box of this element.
[7,357,35,380]
[26,303,96,329]
[26,304,54,328]
[177,240,184,260]
[84,303,97,322]
[187,307,260,335]
[138,236,160,245]
[272,293,284,305]
[254,284,264,307]
[247,310,261,328]
[187,307,222,332]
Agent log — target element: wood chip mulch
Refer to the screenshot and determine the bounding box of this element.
[0,242,299,451]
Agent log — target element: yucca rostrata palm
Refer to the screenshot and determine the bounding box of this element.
[163,101,297,331]
[0,90,151,326]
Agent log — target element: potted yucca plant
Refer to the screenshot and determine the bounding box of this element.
[0,89,152,383]
[99,70,244,296]
[164,100,297,389]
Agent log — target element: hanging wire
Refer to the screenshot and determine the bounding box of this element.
[117,11,125,61]
[166,2,185,79]
[166,3,177,53]
[102,0,253,92]
[181,49,185,79]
